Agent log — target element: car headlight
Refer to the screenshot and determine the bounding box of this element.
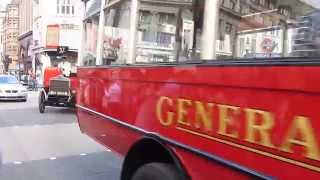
[20,89,27,93]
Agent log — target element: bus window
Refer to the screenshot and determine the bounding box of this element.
[133,0,320,62]
[102,0,131,65]
[82,0,101,66]
[233,0,320,59]
[135,0,204,63]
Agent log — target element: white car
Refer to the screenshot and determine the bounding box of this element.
[0,75,28,102]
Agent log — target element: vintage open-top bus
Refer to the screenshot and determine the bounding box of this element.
[77,0,320,179]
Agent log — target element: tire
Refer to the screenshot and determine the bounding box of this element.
[39,92,45,113]
[22,99,27,102]
[131,163,184,180]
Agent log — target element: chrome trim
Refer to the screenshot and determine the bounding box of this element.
[76,104,273,180]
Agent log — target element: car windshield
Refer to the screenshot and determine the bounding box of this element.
[0,76,19,84]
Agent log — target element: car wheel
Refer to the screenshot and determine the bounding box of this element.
[131,163,184,180]
[22,99,27,102]
[39,92,45,113]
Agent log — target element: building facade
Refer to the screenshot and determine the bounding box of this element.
[32,0,83,78]
[0,10,6,73]
[18,0,33,74]
[3,0,19,73]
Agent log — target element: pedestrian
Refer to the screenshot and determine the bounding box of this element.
[32,73,37,91]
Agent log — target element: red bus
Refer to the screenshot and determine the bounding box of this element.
[77,0,320,179]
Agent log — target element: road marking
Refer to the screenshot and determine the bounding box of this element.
[13,161,23,165]
[80,153,87,156]
[49,157,57,160]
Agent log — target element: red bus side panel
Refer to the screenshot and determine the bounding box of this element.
[77,65,320,179]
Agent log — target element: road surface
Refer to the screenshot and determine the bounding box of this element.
[0,91,122,180]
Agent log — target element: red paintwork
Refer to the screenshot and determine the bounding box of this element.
[69,76,79,91]
[76,65,320,179]
[43,67,62,88]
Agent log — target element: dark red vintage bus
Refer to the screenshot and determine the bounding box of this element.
[77,0,320,179]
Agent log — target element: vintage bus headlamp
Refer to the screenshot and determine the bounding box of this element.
[72,90,76,94]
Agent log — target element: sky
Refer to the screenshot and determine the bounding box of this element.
[0,0,10,10]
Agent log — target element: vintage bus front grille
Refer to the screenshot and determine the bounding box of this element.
[49,79,70,93]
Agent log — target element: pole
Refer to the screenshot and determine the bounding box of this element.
[201,0,220,60]
[96,0,106,65]
[128,0,139,64]
[18,58,21,81]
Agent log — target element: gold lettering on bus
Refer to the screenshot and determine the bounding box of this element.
[280,116,320,161]
[244,108,275,148]
[155,96,320,163]
[156,96,175,126]
[194,101,214,132]
[177,98,192,127]
[217,104,240,138]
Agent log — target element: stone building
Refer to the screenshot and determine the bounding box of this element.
[18,0,33,74]
[3,0,19,73]
[0,10,6,73]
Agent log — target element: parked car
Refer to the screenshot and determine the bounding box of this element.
[0,75,28,102]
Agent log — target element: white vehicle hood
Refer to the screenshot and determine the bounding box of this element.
[0,84,26,91]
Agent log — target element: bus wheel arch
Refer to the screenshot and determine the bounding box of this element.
[121,137,189,180]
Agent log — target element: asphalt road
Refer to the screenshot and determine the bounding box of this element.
[0,91,122,180]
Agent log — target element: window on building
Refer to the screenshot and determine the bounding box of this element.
[62,5,66,14]
[225,23,233,34]
[219,40,224,51]
[230,0,236,10]
[57,0,60,13]
[57,0,75,15]
[265,0,270,8]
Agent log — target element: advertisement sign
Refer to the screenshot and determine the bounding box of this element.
[46,25,60,49]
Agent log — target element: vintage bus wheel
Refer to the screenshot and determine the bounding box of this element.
[39,93,46,113]
[131,163,183,180]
